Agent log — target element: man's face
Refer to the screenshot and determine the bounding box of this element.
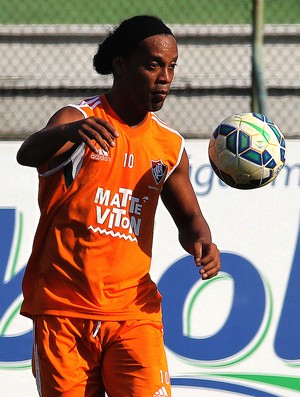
[119,34,178,115]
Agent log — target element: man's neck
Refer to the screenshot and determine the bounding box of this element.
[105,89,148,127]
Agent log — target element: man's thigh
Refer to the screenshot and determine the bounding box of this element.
[102,320,171,397]
[33,316,105,397]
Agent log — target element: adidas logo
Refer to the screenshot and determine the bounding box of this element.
[152,386,168,396]
[90,148,110,161]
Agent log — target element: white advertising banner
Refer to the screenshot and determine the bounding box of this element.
[0,140,299,397]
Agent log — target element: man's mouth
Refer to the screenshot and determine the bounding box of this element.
[151,91,168,102]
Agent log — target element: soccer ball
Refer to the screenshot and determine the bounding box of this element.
[208,112,286,189]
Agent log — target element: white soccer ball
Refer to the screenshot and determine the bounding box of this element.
[208,112,286,189]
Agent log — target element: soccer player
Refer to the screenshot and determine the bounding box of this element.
[17,15,221,397]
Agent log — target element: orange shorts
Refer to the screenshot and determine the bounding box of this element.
[32,315,171,397]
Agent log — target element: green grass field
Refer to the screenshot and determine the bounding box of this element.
[0,0,299,25]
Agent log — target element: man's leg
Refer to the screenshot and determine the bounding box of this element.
[33,316,105,397]
[101,320,171,397]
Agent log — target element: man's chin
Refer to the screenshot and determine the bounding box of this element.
[149,101,165,112]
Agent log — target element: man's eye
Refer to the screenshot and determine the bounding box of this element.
[170,63,177,70]
[149,62,159,69]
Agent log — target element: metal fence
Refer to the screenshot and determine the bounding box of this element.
[0,0,299,139]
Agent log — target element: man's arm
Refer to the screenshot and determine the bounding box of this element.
[160,149,220,280]
[16,106,119,168]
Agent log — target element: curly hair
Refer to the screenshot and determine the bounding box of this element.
[93,15,174,75]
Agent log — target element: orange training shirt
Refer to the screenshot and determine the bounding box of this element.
[21,95,185,321]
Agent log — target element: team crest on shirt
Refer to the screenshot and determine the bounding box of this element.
[151,160,167,185]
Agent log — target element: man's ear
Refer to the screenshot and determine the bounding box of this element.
[112,55,126,75]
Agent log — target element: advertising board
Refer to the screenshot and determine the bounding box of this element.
[0,140,299,396]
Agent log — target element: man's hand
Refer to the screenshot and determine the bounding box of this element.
[193,241,221,280]
[64,116,119,154]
